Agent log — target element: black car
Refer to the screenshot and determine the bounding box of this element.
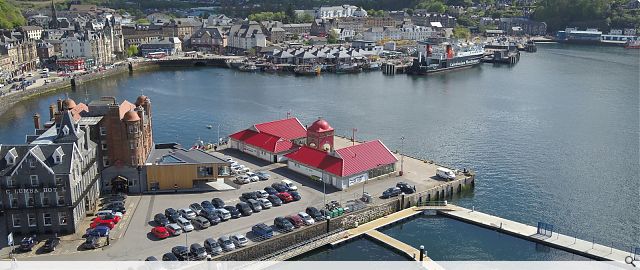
[274,217,295,231]
[171,245,189,261]
[83,235,100,249]
[43,237,60,252]
[382,187,402,198]
[289,191,302,201]
[236,202,252,216]
[165,208,180,223]
[211,198,225,208]
[201,200,215,210]
[106,205,126,214]
[162,252,179,261]
[396,182,415,194]
[190,243,208,261]
[145,256,158,261]
[264,186,278,195]
[246,199,262,213]
[267,194,283,206]
[19,235,37,252]
[223,205,241,218]
[204,238,223,255]
[306,207,325,221]
[241,192,258,201]
[154,213,170,226]
[271,183,288,193]
[199,209,221,225]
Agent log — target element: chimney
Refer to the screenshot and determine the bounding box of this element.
[49,104,56,120]
[33,113,41,130]
[56,99,63,112]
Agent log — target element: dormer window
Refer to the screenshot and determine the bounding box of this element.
[62,125,69,135]
[53,146,64,165]
[5,148,17,165]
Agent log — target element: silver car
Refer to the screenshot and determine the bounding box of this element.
[176,217,194,232]
[218,236,235,251]
[214,208,231,221]
[230,234,248,247]
[257,198,272,209]
[178,208,196,219]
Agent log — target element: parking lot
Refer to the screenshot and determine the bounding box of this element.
[23,137,457,261]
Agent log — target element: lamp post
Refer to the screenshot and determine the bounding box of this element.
[322,170,326,208]
[399,136,405,176]
[137,165,142,194]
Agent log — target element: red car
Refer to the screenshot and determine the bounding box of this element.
[286,215,304,228]
[276,192,293,203]
[90,220,115,229]
[94,216,120,224]
[151,226,170,239]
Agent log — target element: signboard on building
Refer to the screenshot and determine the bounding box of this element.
[5,187,65,194]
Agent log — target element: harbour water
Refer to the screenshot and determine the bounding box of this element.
[0,44,637,259]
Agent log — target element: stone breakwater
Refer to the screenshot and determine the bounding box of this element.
[0,61,158,116]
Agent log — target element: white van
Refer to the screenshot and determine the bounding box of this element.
[436,167,456,180]
[281,179,298,191]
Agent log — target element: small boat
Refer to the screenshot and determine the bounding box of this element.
[335,63,362,74]
[206,125,213,129]
[294,65,321,76]
[362,62,381,71]
[238,64,258,72]
[624,40,640,49]
[263,65,280,73]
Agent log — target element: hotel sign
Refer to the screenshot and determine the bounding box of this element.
[5,187,64,194]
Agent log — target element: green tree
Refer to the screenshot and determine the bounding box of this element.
[327,29,339,44]
[135,18,150,24]
[298,13,314,23]
[453,26,471,40]
[285,4,296,23]
[127,45,139,57]
[0,0,26,29]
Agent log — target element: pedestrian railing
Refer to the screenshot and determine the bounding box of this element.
[416,201,448,207]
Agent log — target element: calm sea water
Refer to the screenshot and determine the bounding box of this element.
[0,44,638,259]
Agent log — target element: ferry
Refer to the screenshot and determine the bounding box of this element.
[407,42,484,75]
[625,40,640,49]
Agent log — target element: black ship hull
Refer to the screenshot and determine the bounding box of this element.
[407,54,483,75]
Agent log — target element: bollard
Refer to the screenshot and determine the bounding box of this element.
[326,216,331,233]
[419,245,425,261]
[400,193,405,210]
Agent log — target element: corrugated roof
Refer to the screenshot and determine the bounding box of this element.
[229,129,296,153]
[336,140,398,177]
[284,146,342,176]
[253,118,307,140]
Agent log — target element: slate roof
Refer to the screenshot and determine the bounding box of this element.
[0,143,75,176]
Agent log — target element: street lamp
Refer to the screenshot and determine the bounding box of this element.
[399,136,405,176]
[322,170,326,208]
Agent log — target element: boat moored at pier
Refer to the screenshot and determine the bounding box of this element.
[408,41,484,75]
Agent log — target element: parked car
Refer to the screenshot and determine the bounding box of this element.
[104,204,126,214]
[43,236,60,252]
[165,208,180,222]
[236,202,252,216]
[241,192,258,201]
[176,217,194,232]
[171,246,189,261]
[252,223,273,239]
[190,243,208,260]
[19,236,37,251]
[165,223,183,236]
[214,208,231,221]
[274,217,295,232]
[271,183,288,192]
[189,203,204,215]
[396,182,415,194]
[289,191,302,201]
[90,219,115,229]
[218,236,236,251]
[96,210,122,220]
[108,201,125,208]
[87,225,110,237]
[306,207,325,221]
[257,198,272,209]
[286,215,304,228]
[235,175,250,184]
[192,216,211,229]
[211,198,225,208]
[145,256,158,261]
[267,194,283,206]
[96,213,121,224]
[281,179,298,191]
[151,226,170,239]
[246,199,262,213]
[110,193,127,202]
[83,235,101,249]
[230,234,249,247]
[264,186,278,195]
[204,238,223,255]
[178,208,196,219]
[298,212,315,225]
[154,213,169,226]
[201,200,215,210]
[255,171,271,180]
[276,192,293,203]
[436,167,456,180]
[255,190,269,198]
[245,172,259,182]
[162,252,179,261]
[382,187,402,198]
[199,209,221,225]
[224,206,241,218]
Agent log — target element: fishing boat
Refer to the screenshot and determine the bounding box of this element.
[624,40,640,49]
[407,42,484,75]
[335,63,362,74]
[362,62,381,71]
[294,65,321,76]
[238,64,258,72]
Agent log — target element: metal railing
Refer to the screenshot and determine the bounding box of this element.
[416,200,448,207]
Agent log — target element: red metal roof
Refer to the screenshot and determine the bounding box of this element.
[253,118,307,140]
[229,129,296,153]
[336,140,398,177]
[286,140,398,177]
[284,146,343,176]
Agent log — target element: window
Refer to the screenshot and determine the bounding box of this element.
[6,177,16,187]
[130,141,135,150]
[27,193,35,207]
[30,175,39,186]
[12,214,20,228]
[8,194,17,208]
[101,143,107,150]
[27,213,36,227]
[56,177,63,186]
[59,212,67,225]
[198,166,214,177]
[29,159,35,168]
[57,193,65,206]
[55,155,61,163]
[99,127,107,136]
[42,195,50,207]
[103,157,110,167]
[43,213,52,226]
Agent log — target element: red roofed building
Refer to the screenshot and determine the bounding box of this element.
[253,117,307,143]
[285,140,398,190]
[229,129,298,162]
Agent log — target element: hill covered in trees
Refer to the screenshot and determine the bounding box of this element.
[0,0,26,29]
[533,0,640,32]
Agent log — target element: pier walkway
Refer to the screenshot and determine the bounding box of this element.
[439,205,631,263]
